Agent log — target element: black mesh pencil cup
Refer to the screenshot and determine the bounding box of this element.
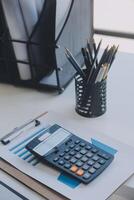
[75,74,107,118]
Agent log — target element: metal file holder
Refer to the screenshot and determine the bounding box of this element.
[0,1,75,93]
[0,0,93,93]
[75,74,107,118]
[0,30,78,93]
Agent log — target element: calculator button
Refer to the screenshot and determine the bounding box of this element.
[54,148,59,154]
[98,153,109,160]
[58,160,65,165]
[86,152,93,158]
[53,157,59,162]
[91,148,98,153]
[68,139,72,143]
[80,149,87,155]
[70,165,78,173]
[88,167,96,174]
[82,164,89,170]
[81,156,88,163]
[69,151,76,156]
[64,155,71,160]
[65,148,70,153]
[94,163,101,169]
[75,153,82,159]
[64,163,71,169]
[104,155,110,160]
[87,160,95,166]
[83,173,91,180]
[80,142,86,147]
[99,159,106,165]
[92,155,99,161]
[85,146,92,150]
[76,169,84,176]
[65,139,72,145]
[76,161,83,167]
[70,158,77,164]
[74,146,81,151]
[75,140,80,144]
[59,153,65,157]
[70,144,75,149]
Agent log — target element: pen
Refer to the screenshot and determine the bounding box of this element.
[103,46,118,80]
[103,46,117,80]
[95,64,107,83]
[102,63,110,80]
[1,111,48,145]
[65,48,86,79]
[98,45,109,67]
[92,38,96,56]
[86,39,102,84]
[81,48,89,70]
[87,40,93,65]
[92,39,102,67]
[105,46,115,64]
[85,48,92,63]
[85,48,92,71]
[93,38,99,67]
[109,45,119,70]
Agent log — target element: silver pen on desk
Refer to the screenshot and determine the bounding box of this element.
[0,111,48,145]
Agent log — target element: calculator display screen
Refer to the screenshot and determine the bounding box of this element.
[34,128,71,156]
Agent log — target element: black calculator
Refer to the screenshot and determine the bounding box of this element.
[26,124,114,184]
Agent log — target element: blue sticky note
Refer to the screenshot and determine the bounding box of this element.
[91,138,118,156]
[58,173,80,188]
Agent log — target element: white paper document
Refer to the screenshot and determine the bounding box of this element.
[0,111,134,200]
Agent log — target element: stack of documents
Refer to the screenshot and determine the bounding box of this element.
[0,111,134,200]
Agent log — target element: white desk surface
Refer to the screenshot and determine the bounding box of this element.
[0,51,134,199]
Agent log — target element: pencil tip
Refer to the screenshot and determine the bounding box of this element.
[106,45,109,50]
[65,51,67,56]
[64,47,68,52]
[99,39,102,44]
[117,45,119,49]
[65,50,69,57]
[87,39,89,44]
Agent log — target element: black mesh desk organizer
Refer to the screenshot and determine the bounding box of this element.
[0,0,93,93]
